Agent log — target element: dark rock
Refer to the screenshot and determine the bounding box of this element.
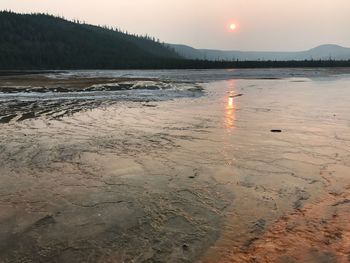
[188,170,199,179]
[270,129,282,133]
[229,93,243,98]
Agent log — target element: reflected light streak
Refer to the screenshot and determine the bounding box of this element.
[228,97,234,109]
[225,96,236,130]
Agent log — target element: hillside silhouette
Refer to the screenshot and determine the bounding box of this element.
[0,11,181,69]
[1,11,350,70]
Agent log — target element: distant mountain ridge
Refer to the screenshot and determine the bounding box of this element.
[169,44,350,61]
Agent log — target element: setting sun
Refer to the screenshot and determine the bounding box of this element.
[229,23,237,31]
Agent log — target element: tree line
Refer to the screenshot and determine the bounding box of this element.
[0,11,350,70]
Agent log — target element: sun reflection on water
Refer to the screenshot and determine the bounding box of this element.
[223,79,237,131]
[225,96,236,130]
[228,97,234,109]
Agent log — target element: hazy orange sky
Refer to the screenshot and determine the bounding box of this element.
[1,0,349,51]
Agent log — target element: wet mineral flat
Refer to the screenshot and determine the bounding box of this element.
[0,69,349,262]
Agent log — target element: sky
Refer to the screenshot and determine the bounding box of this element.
[1,0,350,51]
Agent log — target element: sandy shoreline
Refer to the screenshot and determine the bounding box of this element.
[0,70,349,262]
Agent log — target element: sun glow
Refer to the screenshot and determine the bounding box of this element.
[229,23,237,31]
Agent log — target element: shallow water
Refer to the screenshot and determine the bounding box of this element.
[0,69,350,262]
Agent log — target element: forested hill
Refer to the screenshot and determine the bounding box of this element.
[1,12,350,70]
[0,11,181,69]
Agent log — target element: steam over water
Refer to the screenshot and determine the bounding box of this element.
[0,69,350,262]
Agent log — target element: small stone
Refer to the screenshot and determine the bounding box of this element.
[270,129,282,133]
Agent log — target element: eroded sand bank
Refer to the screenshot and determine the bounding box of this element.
[0,70,349,262]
